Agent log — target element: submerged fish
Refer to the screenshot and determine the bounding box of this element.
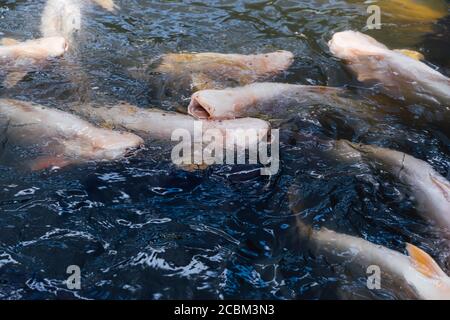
[375,0,448,23]
[0,99,143,170]
[347,0,448,45]
[188,82,371,120]
[334,140,450,234]
[421,14,450,72]
[328,31,450,106]
[0,37,68,87]
[295,218,450,300]
[150,51,294,102]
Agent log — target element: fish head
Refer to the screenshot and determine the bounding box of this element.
[332,139,363,162]
[37,36,69,57]
[93,0,120,12]
[328,31,388,61]
[86,130,144,160]
[251,50,294,74]
[405,244,450,300]
[337,140,408,172]
[188,89,240,119]
[328,31,404,86]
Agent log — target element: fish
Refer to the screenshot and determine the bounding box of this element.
[71,102,273,171]
[40,0,119,40]
[328,31,450,106]
[0,99,143,170]
[295,218,450,300]
[187,82,370,120]
[150,51,294,103]
[72,102,270,147]
[0,37,68,87]
[375,0,447,24]
[40,0,82,40]
[333,140,450,233]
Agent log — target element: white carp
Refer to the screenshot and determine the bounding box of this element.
[40,0,119,40]
[0,37,68,87]
[334,140,450,233]
[73,102,270,149]
[328,31,450,106]
[296,218,450,300]
[187,82,363,120]
[153,51,294,95]
[0,99,143,170]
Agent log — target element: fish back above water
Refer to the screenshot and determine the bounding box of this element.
[151,51,294,100]
[187,82,373,120]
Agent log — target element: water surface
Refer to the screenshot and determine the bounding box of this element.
[0,0,449,299]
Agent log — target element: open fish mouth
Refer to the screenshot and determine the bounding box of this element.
[188,94,212,119]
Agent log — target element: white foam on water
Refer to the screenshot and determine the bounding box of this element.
[0,252,19,268]
[14,187,39,197]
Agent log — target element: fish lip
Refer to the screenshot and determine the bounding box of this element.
[188,93,212,119]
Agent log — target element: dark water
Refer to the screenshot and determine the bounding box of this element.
[0,0,449,299]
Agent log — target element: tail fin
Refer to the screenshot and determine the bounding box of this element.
[406,243,447,279]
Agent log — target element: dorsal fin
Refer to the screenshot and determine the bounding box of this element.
[407,243,446,279]
[0,38,19,46]
[394,49,424,61]
[429,174,450,202]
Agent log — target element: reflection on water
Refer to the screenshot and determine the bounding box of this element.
[0,0,449,299]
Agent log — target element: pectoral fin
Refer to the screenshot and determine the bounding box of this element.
[0,38,19,46]
[29,156,72,171]
[394,49,425,61]
[3,71,28,88]
[406,243,446,279]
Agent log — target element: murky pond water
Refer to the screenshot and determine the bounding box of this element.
[0,0,449,299]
